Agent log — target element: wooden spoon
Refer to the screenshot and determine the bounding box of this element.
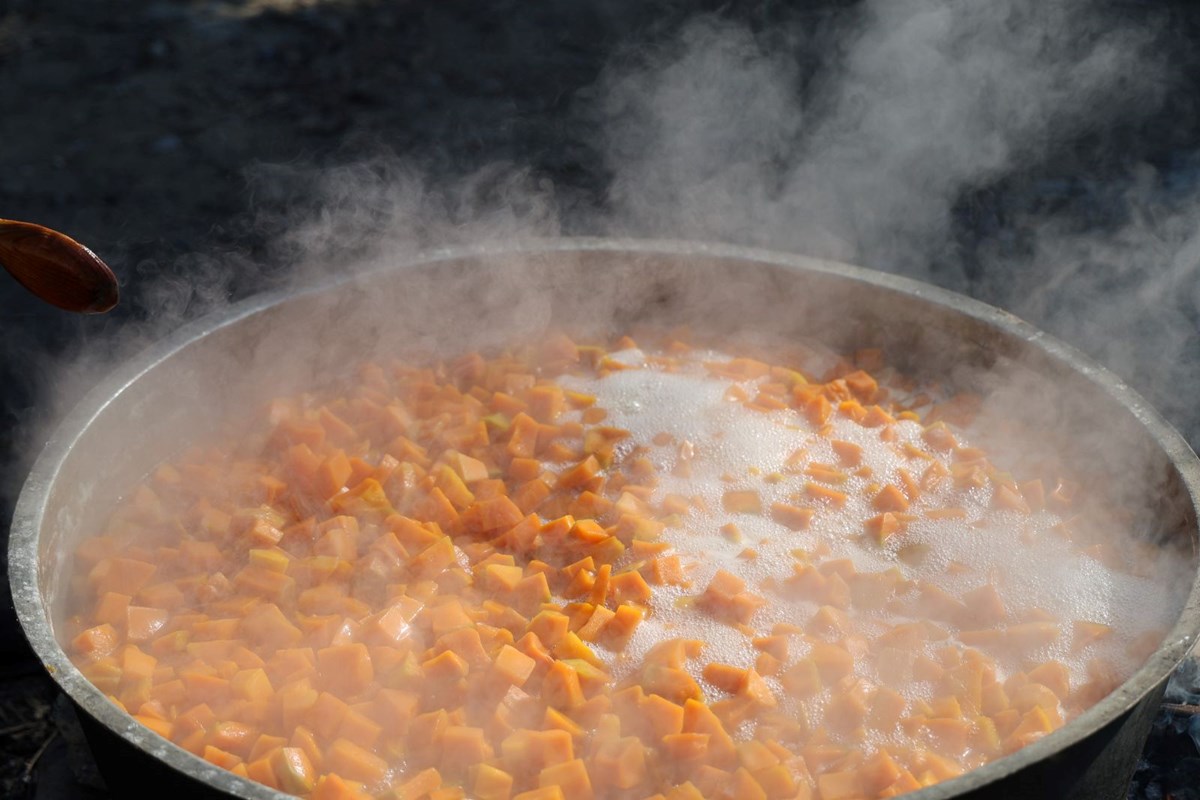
[0,218,119,313]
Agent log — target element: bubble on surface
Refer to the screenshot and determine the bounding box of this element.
[566,348,1181,700]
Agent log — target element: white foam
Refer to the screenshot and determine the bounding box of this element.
[562,349,1182,710]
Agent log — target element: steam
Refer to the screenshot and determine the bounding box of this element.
[247,159,562,278]
[978,177,1200,434]
[585,0,1200,440]
[12,5,1200,793]
[2,161,565,509]
[13,0,1196,580]
[12,0,1200,672]
[593,1,1169,272]
[570,0,1200,661]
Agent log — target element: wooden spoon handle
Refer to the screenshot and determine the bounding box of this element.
[0,218,118,314]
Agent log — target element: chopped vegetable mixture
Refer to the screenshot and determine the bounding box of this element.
[64,332,1173,800]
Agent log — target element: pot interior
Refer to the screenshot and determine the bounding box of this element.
[20,242,1200,798]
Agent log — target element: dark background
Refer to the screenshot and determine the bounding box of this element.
[2,0,1200,797]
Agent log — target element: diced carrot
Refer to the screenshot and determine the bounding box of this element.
[754,764,798,799]
[809,643,855,684]
[137,582,185,610]
[90,558,157,597]
[134,714,173,740]
[474,763,514,800]
[148,679,187,706]
[640,693,685,739]
[962,584,1007,626]
[316,451,353,499]
[121,645,157,682]
[770,503,814,531]
[1021,479,1047,512]
[513,789,565,800]
[507,413,541,458]
[233,565,296,602]
[423,650,470,683]
[441,726,492,773]
[208,721,257,757]
[702,569,743,600]
[728,768,768,800]
[501,729,574,773]
[371,689,419,738]
[735,740,780,774]
[337,706,383,750]
[805,463,848,484]
[818,770,863,800]
[435,626,490,669]
[864,512,903,543]
[543,661,586,709]
[576,605,615,642]
[494,645,536,687]
[482,563,525,594]
[538,758,594,800]
[270,747,315,794]
[461,496,526,536]
[522,610,566,648]
[722,490,762,515]
[513,572,552,612]
[448,450,490,483]
[604,604,643,644]
[318,644,374,696]
[403,538,452,580]
[661,732,709,762]
[435,465,476,510]
[681,699,737,766]
[594,736,646,789]
[71,624,120,659]
[597,570,643,606]
[94,592,132,626]
[543,706,586,740]
[557,456,601,490]
[697,570,764,625]
[245,754,279,789]
[312,773,369,800]
[923,422,958,451]
[202,745,242,770]
[702,663,747,694]
[248,733,287,762]
[843,370,878,401]
[805,482,847,507]
[873,484,909,512]
[327,738,389,785]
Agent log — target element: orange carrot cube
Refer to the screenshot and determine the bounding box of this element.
[473,764,514,800]
[272,746,316,794]
[770,503,814,531]
[538,758,593,800]
[318,644,374,696]
[394,767,443,799]
[71,624,120,659]
[722,490,762,514]
[494,645,536,687]
[326,738,388,785]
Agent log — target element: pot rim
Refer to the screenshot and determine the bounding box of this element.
[10,236,1200,799]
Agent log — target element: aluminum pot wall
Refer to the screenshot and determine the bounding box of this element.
[11,239,1200,800]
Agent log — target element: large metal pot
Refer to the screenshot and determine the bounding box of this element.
[10,239,1200,799]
